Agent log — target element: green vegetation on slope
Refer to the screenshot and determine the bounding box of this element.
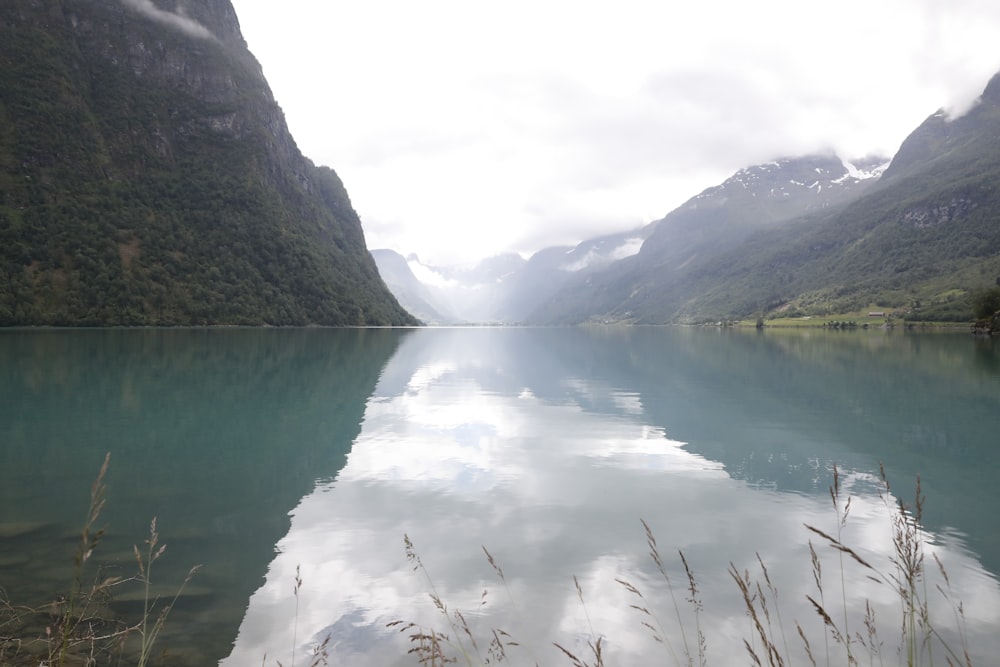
[0,0,416,326]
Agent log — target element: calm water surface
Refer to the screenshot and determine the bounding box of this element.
[1,327,999,666]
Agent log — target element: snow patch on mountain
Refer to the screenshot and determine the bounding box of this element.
[562,237,644,272]
[407,257,457,288]
[840,156,891,180]
[609,237,644,260]
[562,250,602,272]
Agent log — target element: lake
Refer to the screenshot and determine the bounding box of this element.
[1,326,999,666]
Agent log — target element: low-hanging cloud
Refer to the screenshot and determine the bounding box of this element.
[120,0,215,40]
[231,0,1000,267]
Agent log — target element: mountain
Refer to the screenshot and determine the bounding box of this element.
[374,153,893,326]
[370,249,458,325]
[386,253,516,325]
[881,73,1000,184]
[435,252,528,285]
[525,153,888,323]
[489,227,649,323]
[373,226,650,325]
[527,72,1000,324]
[0,0,417,326]
[637,153,888,262]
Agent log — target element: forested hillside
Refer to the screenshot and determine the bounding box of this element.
[0,0,416,326]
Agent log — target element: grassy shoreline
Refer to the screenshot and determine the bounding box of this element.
[736,311,975,329]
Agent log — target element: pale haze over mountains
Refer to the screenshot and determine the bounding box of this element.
[231,0,1000,266]
[372,62,1000,326]
[371,153,894,324]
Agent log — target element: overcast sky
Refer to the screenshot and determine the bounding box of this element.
[228,0,1000,266]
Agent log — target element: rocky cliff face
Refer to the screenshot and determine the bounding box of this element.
[0,0,416,326]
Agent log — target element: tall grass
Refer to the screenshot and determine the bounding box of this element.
[133,518,201,667]
[394,465,975,667]
[387,535,524,667]
[1,458,977,666]
[261,565,330,667]
[0,454,199,667]
[614,520,705,667]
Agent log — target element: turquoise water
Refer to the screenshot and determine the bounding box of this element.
[2,327,999,665]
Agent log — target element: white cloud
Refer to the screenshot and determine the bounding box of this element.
[405,258,456,288]
[120,0,215,40]
[231,0,1000,266]
[610,237,644,260]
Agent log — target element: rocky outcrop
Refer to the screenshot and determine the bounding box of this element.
[902,196,980,228]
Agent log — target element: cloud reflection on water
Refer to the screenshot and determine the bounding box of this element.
[222,329,1000,667]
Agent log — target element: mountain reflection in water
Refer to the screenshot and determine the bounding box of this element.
[222,327,1000,667]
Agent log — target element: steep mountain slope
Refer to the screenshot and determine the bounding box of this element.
[704,73,1000,321]
[637,154,888,264]
[529,71,1000,325]
[529,154,888,323]
[0,0,416,326]
[370,249,458,325]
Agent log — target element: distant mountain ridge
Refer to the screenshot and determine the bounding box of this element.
[683,154,888,217]
[0,0,416,326]
[521,73,1000,325]
[370,249,458,325]
[635,153,889,275]
[373,224,650,324]
[377,69,1000,326]
[374,153,892,324]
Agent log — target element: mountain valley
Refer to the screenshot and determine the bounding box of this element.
[377,74,1000,326]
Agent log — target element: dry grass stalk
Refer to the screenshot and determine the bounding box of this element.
[480,546,535,665]
[268,565,330,667]
[640,519,698,666]
[553,635,604,667]
[551,575,606,667]
[793,464,977,667]
[614,522,710,667]
[0,454,202,667]
[388,464,976,667]
[730,562,786,667]
[292,564,303,667]
[393,535,528,667]
[755,553,791,662]
[678,550,707,667]
[132,516,202,667]
[722,463,979,667]
[48,452,114,665]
